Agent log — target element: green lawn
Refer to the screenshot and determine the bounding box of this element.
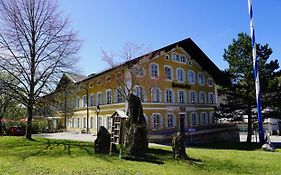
[0,136,280,175]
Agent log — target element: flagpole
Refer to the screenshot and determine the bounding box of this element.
[248,0,264,143]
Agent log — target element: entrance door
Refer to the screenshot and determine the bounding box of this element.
[179,113,186,133]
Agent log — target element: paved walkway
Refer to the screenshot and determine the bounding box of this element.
[33,132,166,147]
[34,132,96,142]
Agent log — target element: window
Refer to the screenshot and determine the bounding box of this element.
[134,86,143,99]
[207,78,214,87]
[151,87,161,102]
[198,72,205,85]
[172,53,187,63]
[180,55,187,63]
[106,76,111,82]
[188,71,196,84]
[200,112,208,125]
[176,68,185,82]
[76,97,80,108]
[134,66,144,76]
[165,89,174,103]
[190,112,198,126]
[89,94,94,107]
[209,112,216,124]
[165,54,170,61]
[89,82,94,88]
[178,90,185,103]
[71,118,75,128]
[106,116,111,130]
[83,117,87,128]
[189,91,197,103]
[82,95,87,107]
[97,80,102,85]
[106,89,112,104]
[97,116,102,129]
[166,113,176,128]
[208,92,215,104]
[164,66,173,80]
[90,117,94,129]
[96,92,103,105]
[116,88,123,103]
[77,118,80,128]
[199,92,206,104]
[151,113,162,129]
[172,53,180,62]
[150,63,159,78]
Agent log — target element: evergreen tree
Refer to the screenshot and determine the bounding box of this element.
[218,33,280,143]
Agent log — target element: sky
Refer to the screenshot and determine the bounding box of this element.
[58,0,281,76]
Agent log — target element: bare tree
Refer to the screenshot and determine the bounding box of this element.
[101,43,165,157]
[0,0,80,140]
[101,42,164,102]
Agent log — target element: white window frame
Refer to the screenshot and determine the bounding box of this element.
[200,112,208,125]
[96,91,103,105]
[83,117,87,128]
[209,112,216,124]
[76,97,80,108]
[164,65,173,81]
[207,78,214,87]
[77,118,80,128]
[134,85,143,99]
[89,82,94,88]
[190,112,198,126]
[199,91,206,104]
[176,68,185,82]
[178,90,185,103]
[150,63,159,78]
[189,91,197,103]
[106,89,112,104]
[71,118,75,128]
[165,89,174,103]
[166,113,176,128]
[150,113,162,130]
[90,117,94,129]
[97,116,103,129]
[89,94,94,107]
[208,92,215,104]
[198,72,205,85]
[116,87,123,103]
[151,87,161,103]
[188,70,196,84]
[106,116,112,130]
[133,65,144,77]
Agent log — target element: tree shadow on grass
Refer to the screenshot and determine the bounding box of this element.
[17,138,95,160]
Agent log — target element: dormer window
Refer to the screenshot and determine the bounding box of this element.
[89,82,94,88]
[106,76,111,82]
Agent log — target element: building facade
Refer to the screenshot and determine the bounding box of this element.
[49,38,232,141]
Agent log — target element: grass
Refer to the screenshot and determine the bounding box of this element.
[0,137,281,175]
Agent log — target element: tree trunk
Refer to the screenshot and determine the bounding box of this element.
[0,117,3,135]
[26,105,33,140]
[246,107,252,143]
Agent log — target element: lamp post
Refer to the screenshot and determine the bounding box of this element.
[96,105,100,133]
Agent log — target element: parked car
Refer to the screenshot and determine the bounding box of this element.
[8,126,25,136]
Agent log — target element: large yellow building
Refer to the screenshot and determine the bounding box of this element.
[49,38,235,142]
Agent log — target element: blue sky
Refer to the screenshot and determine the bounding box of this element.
[59,0,281,75]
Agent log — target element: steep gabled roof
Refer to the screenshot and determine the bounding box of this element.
[65,72,87,83]
[81,38,225,85]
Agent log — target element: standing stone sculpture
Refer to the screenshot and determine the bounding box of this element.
[123,93,148,157]
[94,126,110,154]
[172,132,188,159]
